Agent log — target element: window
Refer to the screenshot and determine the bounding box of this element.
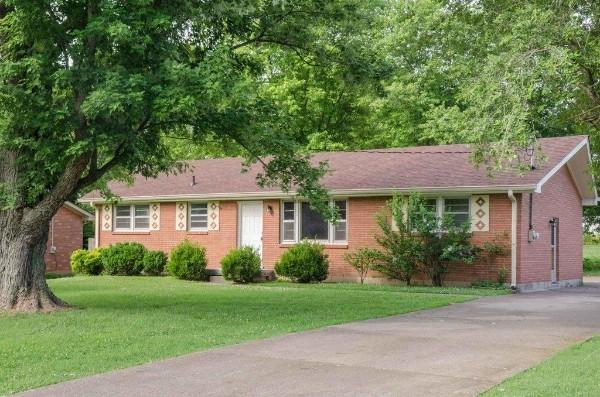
[333,200,347,242]
[189,203,208,230]
[114,204,150,231]
[282,201,296,242]
[281,200,348,244]
[443,198,470,226]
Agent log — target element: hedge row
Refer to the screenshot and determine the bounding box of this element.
[71,239,329,283]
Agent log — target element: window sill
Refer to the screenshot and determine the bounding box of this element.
[186,231,208,235]
[279,243,348,249]
[112,231,151,235]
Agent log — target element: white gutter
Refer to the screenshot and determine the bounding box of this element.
[80,185,537,204]
[508,190,518,290]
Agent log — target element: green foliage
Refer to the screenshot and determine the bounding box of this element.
[70,249,89,275]
[373,195,422,285]
[497,267,508,285]
[344,248,382,284]
[584,234,600,245]
[275,240,329,283]
[583,257,600,273]
[167,240,207,281]
[82,249,104,276]
[142,250,168,276]
[71,249,103,275]
[220,247,261,283]
[101,243,147,276]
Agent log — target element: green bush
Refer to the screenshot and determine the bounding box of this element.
[83,249,104,275]
[143,250,168,276]
[584,257,600,272]
[275,240,328,283]
[167,240,207,281]
[70,249,89,274]
[344,248,382,284]
[221,247,261,283]
[71,249,104,275]
[101,242,147,275]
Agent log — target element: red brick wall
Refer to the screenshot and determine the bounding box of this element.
[262,197,386,281]
[97,184,581,285]
[263,196,512,284]
[517,167,583,284]
[45,206,84,273]
[98,201,238,268]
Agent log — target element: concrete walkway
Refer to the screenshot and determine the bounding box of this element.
[20,282,600,397]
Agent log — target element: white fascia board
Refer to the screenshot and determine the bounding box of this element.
[535,138,589,193]
[64,201,94,220]
[79,185,536,204]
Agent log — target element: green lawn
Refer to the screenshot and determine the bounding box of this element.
[0,277,503,395]
[482,336,600,396]
[584,245,600,276]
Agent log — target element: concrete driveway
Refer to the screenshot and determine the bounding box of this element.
[19,282,600,397]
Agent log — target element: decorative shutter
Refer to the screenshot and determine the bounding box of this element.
[150,203,160,231]
[471,195,490,232]
[208,201,220,231]
[102,204,113,231]
[175,202,187,231]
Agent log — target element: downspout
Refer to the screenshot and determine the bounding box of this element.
[94,203,100,249]
[508,190,517,290]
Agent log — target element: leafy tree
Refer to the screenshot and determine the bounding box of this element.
[0,0,371,311]
[373,195,421,285]
[410,195,480,286]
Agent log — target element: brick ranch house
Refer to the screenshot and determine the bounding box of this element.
[80,135,597,291]
[45,202,94,273]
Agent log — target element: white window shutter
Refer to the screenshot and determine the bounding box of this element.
[175,202,187,231]
[102,204,113,231]
[150,203,160,231]
[470,195,489,232]
[208,201,220,231]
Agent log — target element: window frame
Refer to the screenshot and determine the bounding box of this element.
[114,204,151,232]
[188,202,209,231]
[280,199,348,244]
[442,197,471,226]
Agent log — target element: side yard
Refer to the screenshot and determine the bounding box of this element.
[584,244,600,276]
[0,276,503,395]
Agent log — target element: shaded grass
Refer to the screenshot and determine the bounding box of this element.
[482,336,600,396]
[584,245,600,276]
[0,276,487,394]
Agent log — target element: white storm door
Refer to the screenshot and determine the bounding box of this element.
[239,201,263,259]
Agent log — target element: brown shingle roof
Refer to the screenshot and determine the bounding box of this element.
[81,135,588,202]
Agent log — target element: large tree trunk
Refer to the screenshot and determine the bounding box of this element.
[0,211,66,312]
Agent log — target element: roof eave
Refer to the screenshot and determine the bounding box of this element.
[79,185,537,204]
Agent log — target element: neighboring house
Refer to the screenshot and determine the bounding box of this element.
[45,202,94,273]
[80,135,597,291]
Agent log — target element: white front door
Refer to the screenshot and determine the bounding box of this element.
[239,201,263,259]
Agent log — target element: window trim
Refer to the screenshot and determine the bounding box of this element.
[442,197,470,226]
[114,204,151,232]
[188,202,209,231]
[280,199,348,244]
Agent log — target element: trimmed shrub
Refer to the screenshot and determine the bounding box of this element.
[167,240,207,281]
[83,249,104,275]
[275,240,328,283]
[584,257,600,272]
[101,242,147,275]
[221,247,261,283]
[70,249,89,274]
[71,249,104,275]
[143,250,168,276]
